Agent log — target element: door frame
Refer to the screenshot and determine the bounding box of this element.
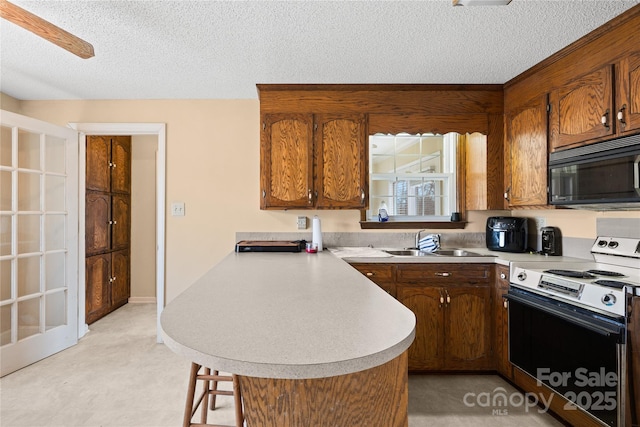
[69,122,166,343]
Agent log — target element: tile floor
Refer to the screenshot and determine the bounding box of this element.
[0,303,564,427]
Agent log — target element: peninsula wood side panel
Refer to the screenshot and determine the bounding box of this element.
[239,351,409,427]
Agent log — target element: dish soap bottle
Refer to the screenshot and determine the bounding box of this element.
[378,201,389,222]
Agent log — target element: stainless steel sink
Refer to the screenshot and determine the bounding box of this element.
[431,249,483,257]
[383,249,430,256]
[383,248,494,257]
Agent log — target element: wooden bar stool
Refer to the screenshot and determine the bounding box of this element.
[183,362,244,427]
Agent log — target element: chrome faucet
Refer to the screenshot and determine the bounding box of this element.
[415,229,426,249]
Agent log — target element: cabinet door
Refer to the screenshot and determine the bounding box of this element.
[397,286,445,371]
[314,114,367,209]
[260,114,314,209]
[110,136,131,194]
[110,250,130,308]
[85,192,110,255]
[350,263,396,297]
[549,65,614,151]
[493,265,512,379]
[444,285,492,370]
[505,95,548,207]
[111,194,130,250]
[86,136,111,192]
[617,51,640,134]
[86,254,111,324]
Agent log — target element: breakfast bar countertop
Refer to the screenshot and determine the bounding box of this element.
[160,250,416,380]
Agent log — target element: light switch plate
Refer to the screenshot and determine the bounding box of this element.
[171,202,185,216]
[297,216,307,229]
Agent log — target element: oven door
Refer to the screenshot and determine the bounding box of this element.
[507,286,626,427]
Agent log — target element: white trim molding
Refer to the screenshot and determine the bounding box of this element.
[68,122,166,343]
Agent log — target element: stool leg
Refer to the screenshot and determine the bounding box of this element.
[232,375,244,427]
[200,367,211,425]
[209,370,219,410]
[183,363,200,427]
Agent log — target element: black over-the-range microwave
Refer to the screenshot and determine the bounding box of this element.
[548,134,640,210]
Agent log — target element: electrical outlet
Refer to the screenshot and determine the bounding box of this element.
[171,202,185,216]
[297,216,307,230]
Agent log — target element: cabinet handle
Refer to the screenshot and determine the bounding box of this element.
[112,276,116,282]
[113,220,117,225]
[601,109,610,129]
[503,186,510,202]
[445,290,451,304]
[435,272,451,277]
[503,298,508,309]
[109,162,113,168]
[360,188,365,205]
[500,273,506,280]
[365,272,375,277]
[262,190,266,199]
[439,294,445,305]
[308,189,313,204]
[618,104,627,127]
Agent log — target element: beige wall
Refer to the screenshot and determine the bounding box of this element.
[9,97,640,303]
[131,135,157,299]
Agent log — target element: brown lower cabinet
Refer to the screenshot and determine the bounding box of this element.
[352,260,639,426]
[85,250,130,324]
[493,264,512,380]
[396,264,492,371]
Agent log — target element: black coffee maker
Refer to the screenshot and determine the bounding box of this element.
[541,226,562,256]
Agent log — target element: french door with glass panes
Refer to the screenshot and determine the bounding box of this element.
[0,111,78,376]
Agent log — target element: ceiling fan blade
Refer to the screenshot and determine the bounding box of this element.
[0,0,94,59]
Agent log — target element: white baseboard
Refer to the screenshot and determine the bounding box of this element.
[128,297,157,304]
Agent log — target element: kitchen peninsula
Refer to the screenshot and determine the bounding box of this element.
[160,250,416,426]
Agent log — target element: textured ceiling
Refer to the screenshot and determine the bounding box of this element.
[1,0,639,100]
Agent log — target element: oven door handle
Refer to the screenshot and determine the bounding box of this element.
[505,291,625,338]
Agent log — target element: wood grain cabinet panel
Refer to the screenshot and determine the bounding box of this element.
[110,137,132,194]
[85,254,111,324]
[110,250,130,309]
[85,193,110,255]
[395,264,492,371]
[617,51,640,134]
[504,95,548,207]
[260,113,367,209]
[350,263,396,297]
[314,114,367,209]
[549,65,615,151]
[85,135,131,324]
[111,195,130,251]
[444,286,492,370]
[493,265,513,380]
[260,114,314,209]
[397,286,445,371]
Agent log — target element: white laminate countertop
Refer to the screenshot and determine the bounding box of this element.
[160,251,416,380]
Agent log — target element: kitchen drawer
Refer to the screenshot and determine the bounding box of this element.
[396,264,491,284]
[350,263,396,297]
[350,264,395,282]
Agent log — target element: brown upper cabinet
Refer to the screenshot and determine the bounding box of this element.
[504,95,548,207]
[549,65,614,151]
[260,113,367,209]
[617,51,640,134]
[257,84,505,215]
[548,50,640,151]
[86,135,131,194]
